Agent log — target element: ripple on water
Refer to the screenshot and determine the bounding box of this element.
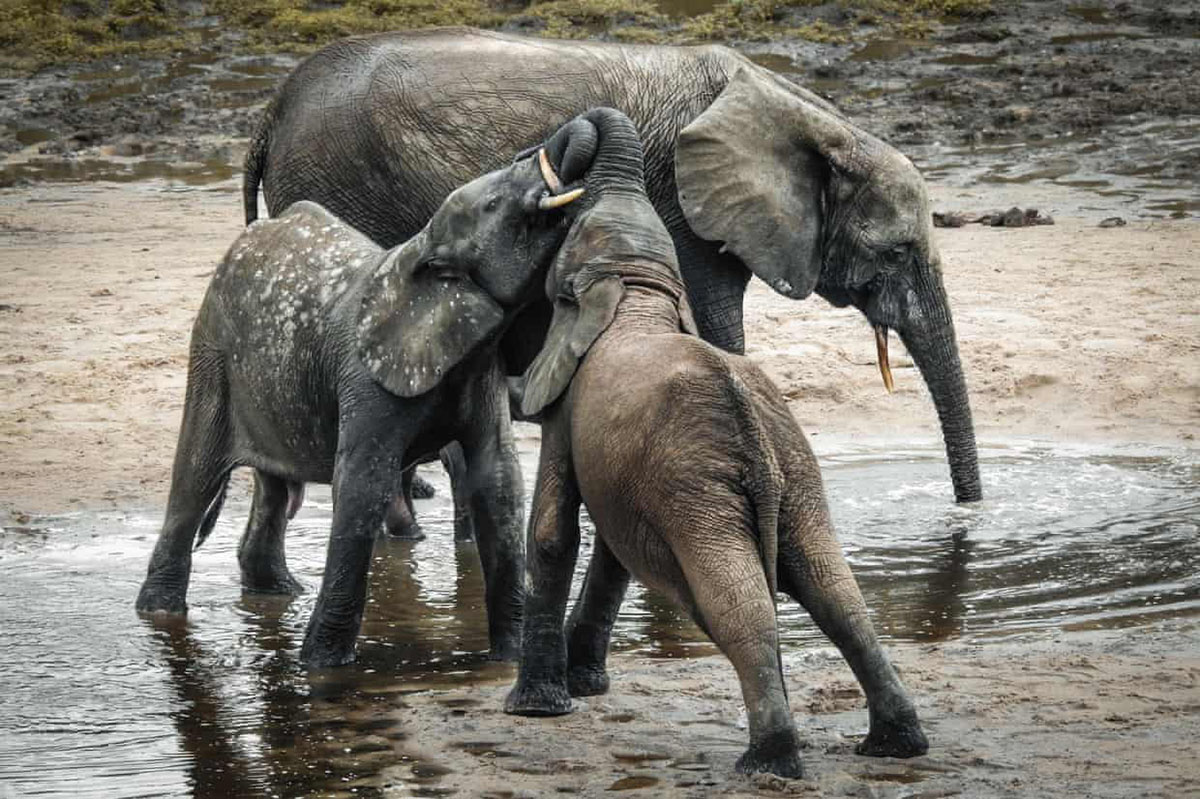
[0,443,1196,795]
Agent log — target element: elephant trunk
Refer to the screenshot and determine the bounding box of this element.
[899,281,982,504]
[581,107,646,194]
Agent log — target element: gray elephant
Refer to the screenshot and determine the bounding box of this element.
[244,28,981,505]
[135,120,596,667]
[501,107,926,778]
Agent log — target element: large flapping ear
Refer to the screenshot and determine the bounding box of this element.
[675,67,859,300]
[357,240,506,397]
[519,275,624,418]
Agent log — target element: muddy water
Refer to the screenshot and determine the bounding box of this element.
[1,442,1197,796]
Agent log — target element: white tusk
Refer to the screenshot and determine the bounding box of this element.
[538,148,564,194]
[538,187,585,210]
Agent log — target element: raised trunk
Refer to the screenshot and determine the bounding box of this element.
[900,294,982,504]
[581,108,645,194]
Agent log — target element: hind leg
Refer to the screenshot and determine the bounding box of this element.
[565,538,630,697]
[681,532,803,778]
[136,354,231,614]
[239,471,304,594]
[384,466,425,541]
[778,499,927,758]
[442,441,475,542]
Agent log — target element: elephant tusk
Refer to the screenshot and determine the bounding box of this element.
[874,324,895,394]
[538,187,585,210]
[538,148,564,194]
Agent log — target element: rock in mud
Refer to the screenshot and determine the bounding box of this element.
[1098,216,1127,228]
[933,211,969,228]
[977,207,1054,227]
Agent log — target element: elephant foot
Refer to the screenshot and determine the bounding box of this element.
[299,635,356,668]
[567,665,609,697]
[385,521,426,541]
[453,514,475,542]
[383,493,425,540]
[135,578,188,615]
[300,618,358,668]
[409,474,437,499]
[857,711,928,758]
[735,729,804,779]
[240,568,304,596]
[504,678,573,717]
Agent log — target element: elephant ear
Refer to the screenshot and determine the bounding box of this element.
[675,67,852,300]
[357,242,506,397]
[519,275,624,418]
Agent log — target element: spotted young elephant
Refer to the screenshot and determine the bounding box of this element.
[135,117,601,667]
[502,107,928,778]
[244,28,981,506]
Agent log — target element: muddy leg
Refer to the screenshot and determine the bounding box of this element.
[442,441,475,542]
[239,471,304,594]
[384,467,425,541]
[300,438,398,668]
[136,354,230,614]
[565,538,630,697]
[778,509,927,758]
[505,413,577,715]
[683,535,803,778]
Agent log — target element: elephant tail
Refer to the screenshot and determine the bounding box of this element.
[193,472,230,551]
[242,102,274,225]
[725,372,783,598]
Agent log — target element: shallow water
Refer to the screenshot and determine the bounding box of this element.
[1,441,1197,797]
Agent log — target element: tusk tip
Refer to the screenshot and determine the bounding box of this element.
[538,186,585,210]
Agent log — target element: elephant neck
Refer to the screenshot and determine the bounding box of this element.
[604,266,687,336]
[610,284,682,335]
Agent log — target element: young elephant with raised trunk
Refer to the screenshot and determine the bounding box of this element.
[504,108,928,778]
[135,122,595,667]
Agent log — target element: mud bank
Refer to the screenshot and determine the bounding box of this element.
[2,180,1196,514]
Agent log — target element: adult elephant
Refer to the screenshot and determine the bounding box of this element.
[245,27,981,503]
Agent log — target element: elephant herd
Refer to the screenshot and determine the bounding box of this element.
[136,27,980,778]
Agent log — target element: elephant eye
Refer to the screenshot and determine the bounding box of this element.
[882,243,911,268]
[484,196,501,213]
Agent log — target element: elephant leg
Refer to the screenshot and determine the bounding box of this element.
[505,413,578,716]
[384,466,425,541]
[673,229,751,354]
[458,378,525,660]
[300,430,401,668]
[565,537,630,697]
[681,532,803,779]
[409,472,436,499]
[136,355,231,614]
[239,471,304,595]
[777,508,928,758]
[441,441,476,542]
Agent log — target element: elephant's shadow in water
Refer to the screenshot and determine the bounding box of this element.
[144,536,490,797]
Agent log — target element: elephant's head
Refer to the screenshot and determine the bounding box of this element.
[515,108,696,418]
[355,117,599,397]
[674,67,981,503]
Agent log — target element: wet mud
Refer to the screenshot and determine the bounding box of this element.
[2,1,1198,218]
[1,444,1197,796]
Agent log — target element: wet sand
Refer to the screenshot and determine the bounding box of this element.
[2,178,1199,795]
[1,180,1196,513]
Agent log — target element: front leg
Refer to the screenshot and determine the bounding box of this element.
[504,409,580,716]
[300,430,404,668]
[458,384,526,660]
